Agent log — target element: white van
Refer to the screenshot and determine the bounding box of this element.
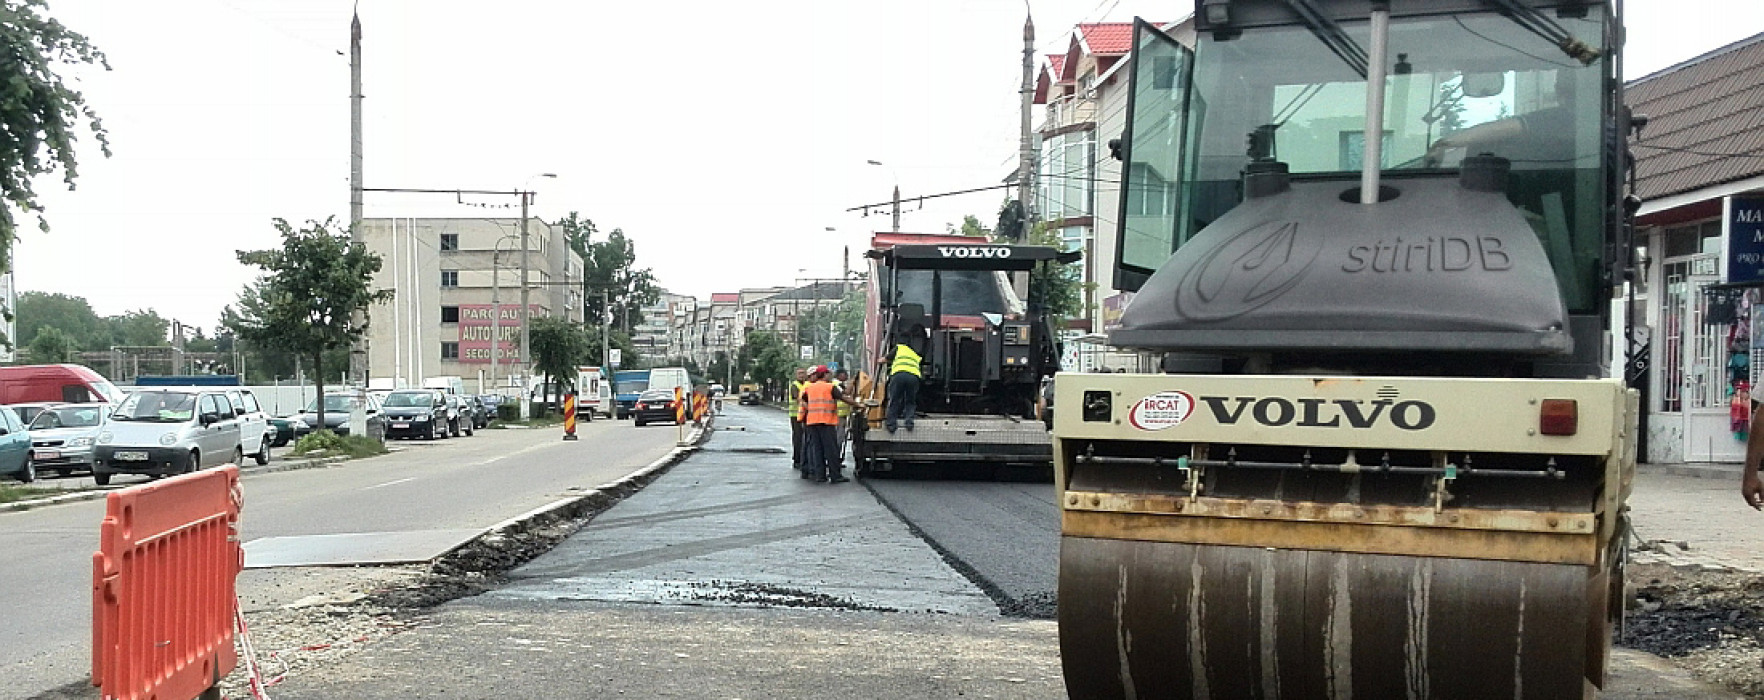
[647,367,691,396]
[575,366,614,419]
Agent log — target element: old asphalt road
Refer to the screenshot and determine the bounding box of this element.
[265,404,1739,699]
[1,415,677,700]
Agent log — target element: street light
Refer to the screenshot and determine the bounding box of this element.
[489,231,519,393]
[518,172,558,390]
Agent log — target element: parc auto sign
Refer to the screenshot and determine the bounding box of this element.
[937,246,1013,259]
[1128,391,1197,430]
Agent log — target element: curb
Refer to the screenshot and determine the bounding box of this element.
[1637,462,1744,481]
[2,454,357,512]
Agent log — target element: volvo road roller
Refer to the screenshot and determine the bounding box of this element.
[1053,1,1636,698]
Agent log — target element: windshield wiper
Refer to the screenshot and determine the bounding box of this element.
[1280,0,1368,78]
[1475,0,1600,64]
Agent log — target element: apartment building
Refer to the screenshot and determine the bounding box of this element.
[360,217,583,393]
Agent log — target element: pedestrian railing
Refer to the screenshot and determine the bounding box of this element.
[92,466,243,700]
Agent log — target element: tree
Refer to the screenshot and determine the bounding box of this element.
[947,214,989,238]
[706,351,731,387]
[739,330,796,397]
[223,277,346,382]
[798,285,866,369]
[106,309,169,346]
[28,325,75,363]
[15,291,105,349]
[1026,221,1084,323]
[528,315,589,411]
[0,2,110,347]
[233,218,391,429]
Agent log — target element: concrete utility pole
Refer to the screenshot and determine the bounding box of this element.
[892,185,901,233]
[348,8,368,384]
[520,192,532,373]
[601,287,610,370]
[1018,10,1037,223]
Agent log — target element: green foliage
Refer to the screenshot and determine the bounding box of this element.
[289,430,387,459]
[1026,221,1084,323]
[0,1,109,312]
[706,351,731,385]
[561,211,662,335]
[798,285,866,368]
[27,324,75,363]
[529,315,589,401]
[233,218,392,428]
[738,330,796,391]
[14,291,173,352]
[946,214,989,238]
[496,403,520,422]
[583,323,641,370]
[222,278,348,382]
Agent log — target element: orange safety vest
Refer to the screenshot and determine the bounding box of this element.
[802,381,839,426]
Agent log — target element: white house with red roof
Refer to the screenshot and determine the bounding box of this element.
[1034,17,1193,371]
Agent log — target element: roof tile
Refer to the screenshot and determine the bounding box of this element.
[1629,32,1764,200]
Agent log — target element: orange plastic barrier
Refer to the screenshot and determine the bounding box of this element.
[92,466,243,700]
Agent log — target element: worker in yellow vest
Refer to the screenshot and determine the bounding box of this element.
[833,367,854,467]
[787,366,810,471]
[801,365,863,483]
[884,324,928,433]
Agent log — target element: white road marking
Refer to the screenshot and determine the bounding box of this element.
[364,477,416,490]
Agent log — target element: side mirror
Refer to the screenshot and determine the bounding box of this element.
[1461,72,1506,98]
[200,412,220,426]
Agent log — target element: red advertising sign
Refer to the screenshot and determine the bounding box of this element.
[457,304,538,364]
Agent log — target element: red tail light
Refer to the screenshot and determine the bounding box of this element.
[1539,399,1577,436]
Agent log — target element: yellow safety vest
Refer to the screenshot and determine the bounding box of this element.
[891,344,922,377]
[787,380,807,417]
[836,381,853,418]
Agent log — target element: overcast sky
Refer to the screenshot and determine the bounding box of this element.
[19,0,1764,331]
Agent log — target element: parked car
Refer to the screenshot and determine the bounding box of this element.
[223,389,271,465]
[631,388,682,427]
[469,395,493,429]
[381,389,450,440]
[92,389,243,486]
[4,402,64,426]
[442,394,471,436]
[27,403,107,477]
[293,393,387,443]
[267,416,298,447]
[0,364,125,405]
[0,406,33,482]
[739,390,761,406]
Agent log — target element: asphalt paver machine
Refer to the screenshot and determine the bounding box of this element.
[1054,1,1637,697]
[852,233,1079,477]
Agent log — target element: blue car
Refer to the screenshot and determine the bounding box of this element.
[0,404,34,482]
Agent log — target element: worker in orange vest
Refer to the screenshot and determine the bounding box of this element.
[800,365,863,483]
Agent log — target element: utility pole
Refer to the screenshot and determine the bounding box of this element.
[892,185,901,232]
[519,192,532,377]
[348,8,368,384]
[1018,10,1037,224]
[601,287,610,371]
[490,246,502,393]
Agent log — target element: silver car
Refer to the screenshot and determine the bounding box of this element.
[27,403,107,477]
[92,389,243,486]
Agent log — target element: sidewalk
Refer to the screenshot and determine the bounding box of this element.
[1628,468,1764,572]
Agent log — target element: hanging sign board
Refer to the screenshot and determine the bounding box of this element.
[1726,196,1764,285]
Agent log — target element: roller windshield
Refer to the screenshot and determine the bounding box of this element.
[1122,8,1610,312]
